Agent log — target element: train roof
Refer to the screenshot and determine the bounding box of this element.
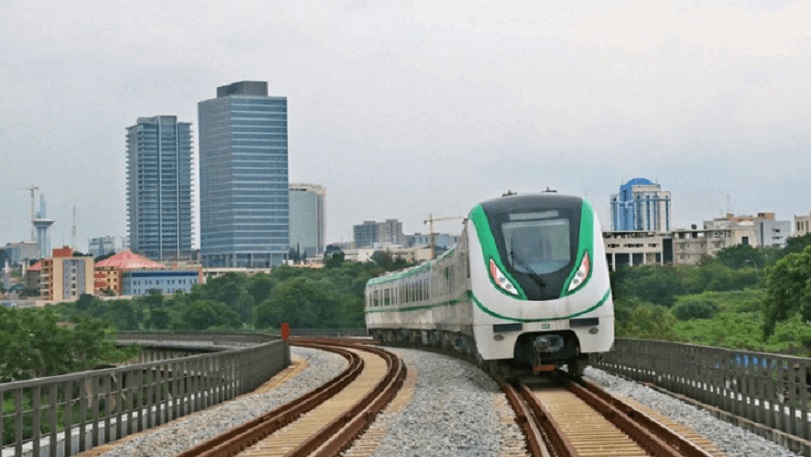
[366,246,455,287]
[477,192,584,214]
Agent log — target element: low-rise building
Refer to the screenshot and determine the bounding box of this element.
[343,245,433,264]
[39,247,95,301]
[671,223,757,265]
[602,231,672,271]
[794,213,811,237]
[122,270,202,296]
[95,250,202,296]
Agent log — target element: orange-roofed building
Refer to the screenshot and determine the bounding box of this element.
[96,250,164,269]
[94,250,202,296]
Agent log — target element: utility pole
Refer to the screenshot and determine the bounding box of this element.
[423,214,463,259]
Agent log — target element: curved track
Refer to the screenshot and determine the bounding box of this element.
[177,339,405,457]
[499,371,725,457]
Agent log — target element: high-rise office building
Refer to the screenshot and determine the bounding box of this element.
[610,178,671,232]
[126,116,193,261]
[88,236,117,258]
[289,183,326,259]
[353,219,404,248]
[198,81,289,268]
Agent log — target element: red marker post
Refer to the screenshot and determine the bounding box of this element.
[281,322,290,341]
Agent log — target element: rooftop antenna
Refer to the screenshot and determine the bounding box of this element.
[72,205,77,251]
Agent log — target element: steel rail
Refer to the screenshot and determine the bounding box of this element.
[494,375,552,457]
[175,343,362,457]
[555,371,714,457]
[288,344,406,457]
[574,376,715,457]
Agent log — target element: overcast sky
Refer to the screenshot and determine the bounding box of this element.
[1,1,809,250]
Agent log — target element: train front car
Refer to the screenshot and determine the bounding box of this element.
[467,193,614,375]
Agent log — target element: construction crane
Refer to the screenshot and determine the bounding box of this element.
[423,213,463,259]
[24,185,39,242]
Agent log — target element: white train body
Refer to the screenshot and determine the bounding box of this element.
[365,193,614,373]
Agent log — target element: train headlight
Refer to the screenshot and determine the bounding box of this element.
[489,259,518,295]
[567,252,591,292]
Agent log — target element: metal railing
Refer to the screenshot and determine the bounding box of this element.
[596,338,811,456]
[1,332,289,457]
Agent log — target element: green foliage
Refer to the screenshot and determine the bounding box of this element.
[681,260,760,294]
[612,265,685,307]
[54,253,409,334]
[614,298,679,340]
[781,233,811,258]
[181,300,241,330]
[675,309,772,350]
[672,298,719,320]
[762,245,811,338]
[323,245,345,269]
[0,306,139,382]
[714,244,765,269]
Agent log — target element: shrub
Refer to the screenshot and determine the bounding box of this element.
[672,299,719,321]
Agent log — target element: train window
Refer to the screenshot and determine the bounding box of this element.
[503,218,571,274]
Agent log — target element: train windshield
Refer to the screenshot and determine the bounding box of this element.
[502,212,571,275]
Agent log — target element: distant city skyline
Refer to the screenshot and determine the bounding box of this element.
[1,1,810,248]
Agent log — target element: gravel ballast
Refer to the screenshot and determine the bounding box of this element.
[95,345,803,457]
[586,367,802,457]
[97,347,347,457]
[366,348,526,457]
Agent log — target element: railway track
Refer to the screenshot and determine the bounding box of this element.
[500,371,726,457]
[176,339,405,457]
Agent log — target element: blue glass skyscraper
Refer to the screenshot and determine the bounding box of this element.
[610,178,671,232]
[198,81,289,267]
[126,116,193,261]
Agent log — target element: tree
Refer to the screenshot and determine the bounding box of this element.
[0,307,138,382]
[246,273,274,305]
[613,265,685,307]
[614,298,679,340]
[181,300,241,330]
[323,245,345,269]
[192,273,255,323]
[762,245,811,338]
[672,298,720,321]
[254,277,335,329]
[781,233,811,258]
[682,261,759,293]
[715,244,765,270]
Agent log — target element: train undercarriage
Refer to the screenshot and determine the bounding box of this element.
[369,328,589,378]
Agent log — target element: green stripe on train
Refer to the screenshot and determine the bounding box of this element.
[365,288,611,323]
[560,199,595,297]
[469,205,527,299]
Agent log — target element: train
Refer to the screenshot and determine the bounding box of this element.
[364,191,614,376]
